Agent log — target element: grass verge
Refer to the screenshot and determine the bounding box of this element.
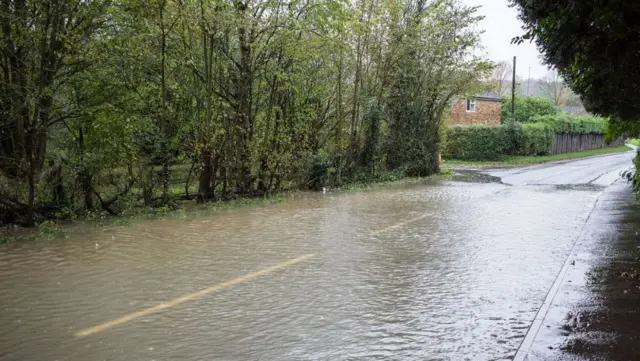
[627,139,640,147]
[444,145,633,168]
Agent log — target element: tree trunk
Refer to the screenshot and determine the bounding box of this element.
[257,156,268,194]
[161,156,170,202]
[81,170,94,211]
[234,2,253,195]
[26,160,35,227]
[51,162,66,205]
[198,149,213,201]
[220,165,228,199]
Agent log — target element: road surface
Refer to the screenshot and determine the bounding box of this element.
[0,150,635,361]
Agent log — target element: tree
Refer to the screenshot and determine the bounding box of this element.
[510,0,640,122]
[491,61,513,96]
[1,0,491,226]
[0,0,107,225]
[539,70,569,106]
[385,0,491,176]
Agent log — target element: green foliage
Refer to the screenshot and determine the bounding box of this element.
[629,152,640,202]
[0,234,38,244]
[440,167,454,175]
[628,139,640,147]
[447,146,631,167]
[444,125,510,160]
[38,221,56,235]
[0,0,490,226]
[503,122,525,155]
[37,220,65,240]
[444,122,554,160]
[384,0,491,177]
[445,111,612,161]
[531,114,608,134]
[309,151,339,190]
[502,96,558,123]
[634,157,640,196]
[520,123,554,156]
[510,0,640,123]
[606,117,640,143]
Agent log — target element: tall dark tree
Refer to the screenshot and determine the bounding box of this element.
[510,0,640,122]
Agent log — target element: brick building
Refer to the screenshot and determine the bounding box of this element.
[449,92,504,125]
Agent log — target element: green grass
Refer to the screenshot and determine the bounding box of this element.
[627,139,640,147]
[445,145,633,167]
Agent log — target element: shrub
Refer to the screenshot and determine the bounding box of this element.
[502,96,558,123]
[308,151,338,190]
[444,122,553,160]
[631,151,640,201]
[521,123,554,155]
[531,113,607,134]
[503,122,525,155]
[444,125,509,160]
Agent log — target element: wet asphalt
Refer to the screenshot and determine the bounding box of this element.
[515,180,640,361]
[0,149,637,361]
[509,154,640,361]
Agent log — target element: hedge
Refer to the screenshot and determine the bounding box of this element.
[444,122,554,160]
[530,113,607,134]
[502,96,558,123]
[444,125,509,160]
[521,123,554,155]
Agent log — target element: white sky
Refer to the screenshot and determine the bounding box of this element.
[462,0,549,79]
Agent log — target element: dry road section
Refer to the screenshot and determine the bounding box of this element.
[0,150,635,361]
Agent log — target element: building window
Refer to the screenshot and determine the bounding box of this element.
[466,99,476,112]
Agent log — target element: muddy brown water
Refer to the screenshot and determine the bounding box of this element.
[0,152,634,361]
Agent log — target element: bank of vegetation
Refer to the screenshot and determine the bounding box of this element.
[0,0,491,226]
[445,146,631,168]
[443,96,616,162]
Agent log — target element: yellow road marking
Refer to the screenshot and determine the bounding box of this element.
[369,213,433,236]
[76,253,315,338]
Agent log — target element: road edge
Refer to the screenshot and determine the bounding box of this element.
[512,183,612,361]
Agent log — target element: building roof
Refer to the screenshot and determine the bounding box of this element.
[474,91,504,102]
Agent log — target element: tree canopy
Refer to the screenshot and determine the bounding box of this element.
[1,0,490,226]
[509,0,640,123]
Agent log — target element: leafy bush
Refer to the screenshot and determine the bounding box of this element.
[520,123,554,155]
[308,151,338,190]
[502,96,558,123]
[531,113,607,134]
[444,122,553,160]
[626,151,640,202]
[503,122,525,155]
[444,125,509,160]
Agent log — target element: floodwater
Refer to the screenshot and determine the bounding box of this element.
[0,151,635,361]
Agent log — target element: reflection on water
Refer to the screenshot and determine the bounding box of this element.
[0,178,601,361]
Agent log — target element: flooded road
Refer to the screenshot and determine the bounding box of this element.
[0,151,635,361]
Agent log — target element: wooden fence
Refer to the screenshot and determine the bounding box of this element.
[550,133,624,155]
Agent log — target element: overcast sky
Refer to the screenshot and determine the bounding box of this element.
[461,0,549,79]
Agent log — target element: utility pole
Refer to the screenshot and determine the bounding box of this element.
[511,56,516,119]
